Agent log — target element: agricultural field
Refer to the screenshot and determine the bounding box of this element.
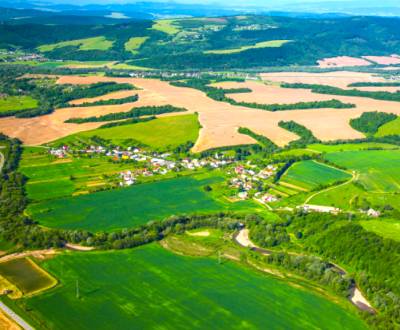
[0,258,56,296]
[0,96,38,114]
[324,150,400,192]
[54,114,200,150]
[124,37,149,54]
[21,244,367,330]
[280,160,351,191]
[205,40,291,54]
[151,19,181,34]
[307,142,400,153]
[19,147,145,201]
[360,219,400,242]
[37,37,114,52]
[375,117,400,137]
[27,174,262,231]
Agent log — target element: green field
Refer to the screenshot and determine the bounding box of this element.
[22,244,366,330]
[0,258,55,296]
[124,37,149,54]
[0,95,38,113]
[19,147,140,201]
[54,114,200,150]
[307,142,399,153]
[280,160,351,191]
[151,19,181,34]
[360,219,400,242]
[205,40,291,54]
[375,117,400,137]
[38,37,114,52]
[27,174,260,231]
[324,150,400,192]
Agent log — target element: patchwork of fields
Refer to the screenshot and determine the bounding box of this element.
[22,244,367,330]
[27,174,261,231]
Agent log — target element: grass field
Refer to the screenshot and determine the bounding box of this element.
[19,147,140,201]
[22,244,366,330]
[151,19,180,34]
[54,114,200,150]
[375,117,400,137]
[324,150,400,192]
[307,142,399,153]
[0,95,38,114]
[27,173,261,231]
[360,219,400,242]
[38,37,114,52]
[0,258,56,296]
[205,40,291,54]
[124,37,149,54]
[280,160,351,191]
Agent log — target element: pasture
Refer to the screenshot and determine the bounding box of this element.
[151,19,180,34]
[22,244,366,330]
[38,37,114,52]
[0,95,38,114]
[360,219,400,242]
[19,147,138,201]
[124,37,149,54]
[307,142,399,153]
[0,258,56,296]
[27,174,261,231]
[205,40,291,54]
[58,114,200,150]
[376,117,400,137]
[324,150,400,192]
[280,160,351,191]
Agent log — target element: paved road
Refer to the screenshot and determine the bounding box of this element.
[0,301,34,330]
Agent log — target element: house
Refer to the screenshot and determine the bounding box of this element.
[367,208,381,218]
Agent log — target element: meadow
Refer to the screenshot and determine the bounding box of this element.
[151,19,181,34]
[55,114,200,150]
[375,117,400,137]
[280,160,351,191]
[124,37,149,54]
[22,244,367,330]
[307,142,399,153]
[37,37,114,52]
[0,95,38,114]
[19,147,138,201]
[0,258,56,296]
[324,150,400,192]
[205,40,291,54]
[27,174,261,231]
[360,219,400,242]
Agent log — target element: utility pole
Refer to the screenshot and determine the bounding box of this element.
[76,279,80,299]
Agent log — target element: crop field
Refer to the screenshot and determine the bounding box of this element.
[205,40,291,54]
[56,114,200,150]
[37,37,114,52]
[375,117,400,137]
[19,147,138,201]
[307,142,399,153]
[317,56,372,68]
[2,74,400,151]
[151,19,180,34]
[21,244,366,330]
[360,219,400,242]
[0,258,56,296]
[324,150,400,192]
[124,37,149,54]
[0,95,38,114]
[280,160,351,191]
[27,174,261,231]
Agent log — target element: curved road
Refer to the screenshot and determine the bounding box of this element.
[234,228,375,313]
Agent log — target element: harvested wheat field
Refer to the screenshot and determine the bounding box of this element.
[317,56,372,68]
[2,75,400,151]
[69,90,139,106]
[362,55,400,65]
[260,71,387,88]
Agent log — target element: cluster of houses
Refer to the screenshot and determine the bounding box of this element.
[0,51,46,63]
[228,163,278,201]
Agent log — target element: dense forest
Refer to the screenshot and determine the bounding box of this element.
[350,112,397,136]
